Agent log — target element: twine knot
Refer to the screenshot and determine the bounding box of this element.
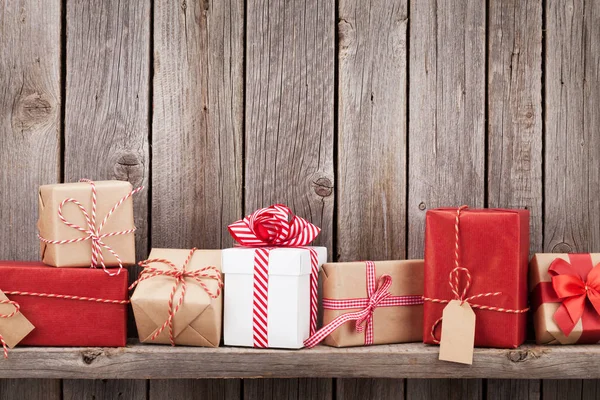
[0,299,21,359]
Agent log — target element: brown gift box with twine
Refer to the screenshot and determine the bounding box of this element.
[38,180,140,268]
[131,248,223,347]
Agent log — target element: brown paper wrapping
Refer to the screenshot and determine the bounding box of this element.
[131,249,222,347]
[530,253,600,344]
[38,180,136,268]
[321,260,424,347]
[0,291,35,348]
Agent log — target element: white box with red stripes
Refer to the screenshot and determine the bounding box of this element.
[222,246,327,349]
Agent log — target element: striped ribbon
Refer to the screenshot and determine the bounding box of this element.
[38,179,143,276]
[304,261,423,348]
[422,206,530,344]
[228,204,321,348]
[0,291,129,359]
[130,248,223,346]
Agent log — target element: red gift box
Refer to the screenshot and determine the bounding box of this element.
[423,208,529,348]
[0,261,128,347]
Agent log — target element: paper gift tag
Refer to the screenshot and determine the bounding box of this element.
[439,300,476,365]
[0,291,35,348]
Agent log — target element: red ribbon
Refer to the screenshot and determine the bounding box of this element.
[228,204,321,347]
[546,254,600,337]
[304,261,423,348]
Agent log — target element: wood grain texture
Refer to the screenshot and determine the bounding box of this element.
[244,379,332,400]
[0,1,61,398]
[63,380,146,400]
[63,1,151,398]
[0,380,60,400]
[543,0,600,396]
[488,0,543,254]
[407,0,485,398]
[487,0,543,397]
[542,380,600,400]
[337,0,408,261]
[3,343,600,380]
[152,0,244,397]
[244,0,335,248]
[244,0,334,396]
[335,0,408,398]
[336,379,404,400]
[152,0,244,249]
[487,380,540,400]
[406,379,482,400]
[150,380,241,400]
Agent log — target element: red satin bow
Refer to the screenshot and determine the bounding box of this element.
[550,258,600,336]
[228,204,320,246]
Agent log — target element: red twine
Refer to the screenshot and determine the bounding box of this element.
[422,206,529,344]
[130,248,223,346]
[38,179,143,276]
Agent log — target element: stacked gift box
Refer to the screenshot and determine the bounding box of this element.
[2,180,600,365]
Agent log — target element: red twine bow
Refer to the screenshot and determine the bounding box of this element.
[228,204,321,347]
[423,206,529,343]
[549,257,600,336]
[38,179,143,276]
[304,261,423,348]
[0,299,20,359]
[130,248,223,346]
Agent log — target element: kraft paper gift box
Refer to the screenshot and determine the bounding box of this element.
[423,207,530,349]
[38,180,139,268]
[530,253,600,344]
[0,261,128,347]
[131,248,223,347]
[222,247,327,349]
[304,260,424,348]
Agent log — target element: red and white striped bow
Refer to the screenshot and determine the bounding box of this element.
[228,204,321,348]
[304,261,423,348]
[228,204,320,247]
[38,179,143,276]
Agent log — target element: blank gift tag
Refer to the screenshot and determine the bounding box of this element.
[439,300,476,365]
[0,291,35,348]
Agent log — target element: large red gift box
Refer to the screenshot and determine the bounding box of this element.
[0,261,128,347]
[423,208,529,348]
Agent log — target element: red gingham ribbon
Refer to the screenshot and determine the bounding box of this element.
[304,261,423,348]
[228,204,321,347]
[0,291,129,359]
[0,299,21,359]
[38,179,143,276]
[130,248,223,346]
[422,206,529,343]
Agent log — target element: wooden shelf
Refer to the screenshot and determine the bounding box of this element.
[0,341,597,380]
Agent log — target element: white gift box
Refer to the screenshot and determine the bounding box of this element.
[222,246,327,349]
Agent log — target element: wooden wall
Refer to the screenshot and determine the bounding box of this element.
[0,0,598,399]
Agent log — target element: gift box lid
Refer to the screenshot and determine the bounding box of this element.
[222,246,327,276]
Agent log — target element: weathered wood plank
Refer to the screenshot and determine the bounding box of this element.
[244,379,332,400]
[2,343,600,380]
[63,380,146,400]
[336,0,408,398]
[337,379,404,400]
[151,0,244,397]
[0,1,61,399]
[0,380,60,400]
[406,380,481,400]
[63,0,151,398]
[487,0,543,397]
[244,0,334,396]
[150,380,241,400]
[543,0,600,396]
[487,380,540,400]
[407,0,486,398]
[244,0,335,248]
[152,0,244,250]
